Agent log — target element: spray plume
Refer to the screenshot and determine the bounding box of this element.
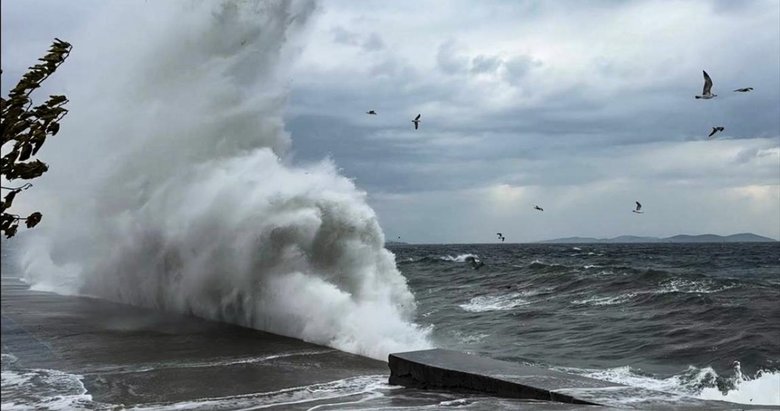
[19,0,431,360]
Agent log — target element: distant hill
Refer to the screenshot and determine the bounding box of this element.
[665,233,777,243]
[539,233,777,244]
[386,241,409,245]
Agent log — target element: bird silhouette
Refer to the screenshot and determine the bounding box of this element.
[708,126,725,138]
[412,114,421,130]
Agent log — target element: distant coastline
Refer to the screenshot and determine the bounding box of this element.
[385,233,779,245]
[537,233,778,244]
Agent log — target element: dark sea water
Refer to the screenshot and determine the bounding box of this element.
[390,242,780,404]
[3,241,779,408]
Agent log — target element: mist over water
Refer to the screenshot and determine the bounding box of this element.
[19,0,430,360]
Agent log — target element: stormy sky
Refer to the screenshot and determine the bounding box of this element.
[3,0,779,243]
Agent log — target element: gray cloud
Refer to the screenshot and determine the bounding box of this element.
[287,0,779,241]
[436,40,542,80]
[363,32,385,51]
[330,26,385,52]
[436,40,468,75]
[503,55,543,83]
[331,26,361,45]
[4,0,779,242]
[470,55,502,74]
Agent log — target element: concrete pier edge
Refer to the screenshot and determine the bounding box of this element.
[389,350,598,405]
[387,348,778,410]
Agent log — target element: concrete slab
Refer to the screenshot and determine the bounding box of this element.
[1,275,575,410]
[1,276,387,406]
[388,349,778,410]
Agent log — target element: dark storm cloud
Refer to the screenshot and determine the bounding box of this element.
[4,0,779,241]
[286,114,521,192]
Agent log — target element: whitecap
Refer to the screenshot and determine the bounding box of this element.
[439,398,471,406]
[459,293,530,312]
[699,366,780,405]
[439,254,478,263]
[699,371,780,405]
[130,375,391,410]
[1,367,96,410]
[450,330,491,345]
[657,279,736,295]
[559,362,780,406]
[571,293,636,306]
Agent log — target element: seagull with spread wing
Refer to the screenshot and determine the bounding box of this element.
[412,114,421,130]
[695,71,717,99]
[465,256,485,270]
[633,201,643,214]
[708,126,725,138]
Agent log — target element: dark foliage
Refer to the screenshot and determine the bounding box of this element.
[1,39,71,238]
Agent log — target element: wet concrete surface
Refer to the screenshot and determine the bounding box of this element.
[1,272,578,410]
[1,276,388,406]
[389,349,778,410]
[3,241,772,409]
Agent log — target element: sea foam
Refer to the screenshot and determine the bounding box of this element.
[565,363,780,406]
[19,0,430,360]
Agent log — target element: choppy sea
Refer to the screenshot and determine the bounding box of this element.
[3,242,779,409]
[392,242,780,405]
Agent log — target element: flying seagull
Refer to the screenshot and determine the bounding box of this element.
[534,205,544,212]
[366,110,377,115]
[633,201,643,214]
[708,126,725,138]
[733,87,753,93]
[412,114,421,130]
[465,256,485,270]
[695,71,717,99]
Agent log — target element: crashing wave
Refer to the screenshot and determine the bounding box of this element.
[19,0,430,360]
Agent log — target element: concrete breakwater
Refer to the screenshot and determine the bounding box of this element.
[390,349,603,404]
[3,273,776,409]
[0,276,549,409]
[388,349,778,410]
[1,277,388,407]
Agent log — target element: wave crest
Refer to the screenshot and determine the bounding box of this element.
[565,362,780,406]
[19,0,430,360]
[459,293,530,312]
